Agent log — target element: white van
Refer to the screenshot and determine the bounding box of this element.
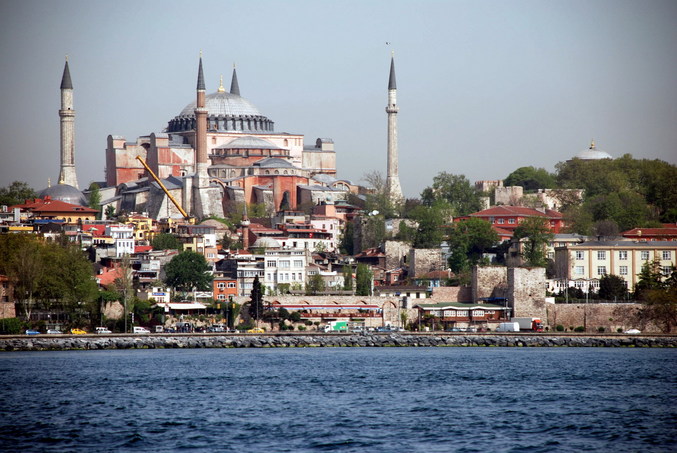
[133,326,151,334]
[495,322,520,332]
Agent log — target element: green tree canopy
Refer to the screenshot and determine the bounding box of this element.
[598,274,628,301]
[0,181,37,206]
[513,217,554,267]
[152,233,183,251]
[164,251,212,292]
[421,172,482,217]
[305,273,325,295]
[248,275,265,320]
[446,218,499,273]
[355,263,373,296]
[410,201,452,249]
[342,265,353,291]
[504,166,556,191]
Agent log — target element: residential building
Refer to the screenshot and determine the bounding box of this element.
[554,240,677,293]
[213,277,238,302]
[461,205,565,234]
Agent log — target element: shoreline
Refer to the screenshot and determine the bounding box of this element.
[1,333,675,351]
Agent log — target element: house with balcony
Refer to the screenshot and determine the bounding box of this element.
[414,302,510,330]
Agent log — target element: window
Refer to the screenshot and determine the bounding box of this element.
[217,294,226,300]
[641,251,650,260]
[575,266,585,276]
[472,310,484,317]
[619,251,627,260]
[508,218,515,224]
[293,260,303,268]
[597,266,607,276]
[266,261,275,268]
[597,251,606,260]
[279,260,290,268]
[576,251,584,260]
[498,218,505,224]
[662,266,672,276]
[663,251,672,260]
[217,282,225,289]
[619,266,628,276]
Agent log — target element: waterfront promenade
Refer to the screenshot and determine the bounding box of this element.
[1,332,675,351]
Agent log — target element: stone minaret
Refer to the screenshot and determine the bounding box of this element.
[58,57,79,188]
[194,55,208,181]
[385,53,403,201]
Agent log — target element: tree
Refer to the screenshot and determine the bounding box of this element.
[634,258,666,298]
[248,275,265,322]
[513,217,554,267]
[4,235,44,319]
[152,233,183,251]
[104,205,116,220]
[446,218,499,273]
[305,273,325,295]
[114,254,135,333]
[164,251,212,292]
[0,181,37,206]
[410,201,452,249]
[421,172,482,217]
[355,263,373,296]
[342,265,353,292]
[636,267,677,333]
[504,166,556,191]
[88,183,102,217]
[363,170,403,218]
[339,221,354,255]
[598,274,628,301]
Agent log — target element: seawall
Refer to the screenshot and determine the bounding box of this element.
[1,333,675,351]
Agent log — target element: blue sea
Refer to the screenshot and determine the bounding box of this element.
[1,347,675,452]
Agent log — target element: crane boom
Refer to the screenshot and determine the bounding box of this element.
[135,156,190,220]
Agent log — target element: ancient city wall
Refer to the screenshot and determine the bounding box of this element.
[409,248,443,278]
[508,267,547,319]
[472,266,508,302]
[546,303,658,333]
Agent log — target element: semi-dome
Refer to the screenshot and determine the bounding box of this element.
[251,237,281,249]
[574,140,612,160]
[38,183,87,206]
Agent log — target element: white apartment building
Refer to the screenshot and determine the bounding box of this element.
[106,224,135,257]
[554,240,677,293]
[264,249,307,294]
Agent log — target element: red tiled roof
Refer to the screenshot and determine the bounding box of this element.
[470,205,563,219]
[134,245,153,254]
[11,197,98,214]
[97,267,122,287]
[622,227,677,238]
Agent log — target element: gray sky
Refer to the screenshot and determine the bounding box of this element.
[1,0,675,198]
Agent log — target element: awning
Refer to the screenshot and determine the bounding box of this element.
[270,303,380,311]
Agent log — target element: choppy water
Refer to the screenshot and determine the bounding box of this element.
[1,347,675,452]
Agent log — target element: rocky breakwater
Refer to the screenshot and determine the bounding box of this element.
[1,333,676,351]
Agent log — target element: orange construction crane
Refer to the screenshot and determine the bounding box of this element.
[135,156,192,221]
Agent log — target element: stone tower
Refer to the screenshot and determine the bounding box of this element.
[385,54,403,202]
[58,58,79,189]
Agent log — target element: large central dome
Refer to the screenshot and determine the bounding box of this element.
[179,91,262,117]
[167,69,275,134]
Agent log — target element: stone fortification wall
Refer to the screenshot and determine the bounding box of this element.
[383,240,411,270]
[429,286,472,303]
[508,267,547,320]
[2,333,674,351]
[494,186,523,205]
[472,266,508,302]
[409,248,443,278]
[546,303,659,333]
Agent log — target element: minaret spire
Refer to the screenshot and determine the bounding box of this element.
[58,56,79,188]
[385,52,403,202]
[230,64,240,96]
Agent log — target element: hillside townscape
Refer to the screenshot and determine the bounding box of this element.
[1,57,676,337]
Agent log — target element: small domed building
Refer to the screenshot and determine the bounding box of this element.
[573,140,613,161]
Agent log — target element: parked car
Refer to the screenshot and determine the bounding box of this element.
[70,328,87,335]
[133,326,151,334]
[246,327,265,333]
[47,329,62,334]
[624,329,641,334]
[25,329,40,335]
[95,327,112,334]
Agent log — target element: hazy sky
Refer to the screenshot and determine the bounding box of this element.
[1,0,675,198]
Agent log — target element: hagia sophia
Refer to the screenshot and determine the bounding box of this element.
[43,55,370,219]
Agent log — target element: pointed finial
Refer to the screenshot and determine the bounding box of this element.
[590,139,596,149]
[218,75,225,92]
[388,53,397,90]
[391,50,395,57]
[197,53,205,91]
[230,65,240,96]
[48,178,51,188]
[61,57,73,89]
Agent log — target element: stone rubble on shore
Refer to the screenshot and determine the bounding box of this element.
[1,334,675,351]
